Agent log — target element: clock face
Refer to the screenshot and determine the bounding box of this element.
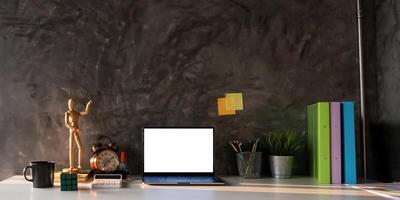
[95,150,120,172]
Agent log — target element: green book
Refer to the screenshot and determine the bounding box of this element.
[307,104,316,179]
[308,102,331,184]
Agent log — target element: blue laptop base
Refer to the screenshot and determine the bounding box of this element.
[143,174,224,185]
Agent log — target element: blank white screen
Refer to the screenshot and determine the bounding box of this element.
[144,128,213,173]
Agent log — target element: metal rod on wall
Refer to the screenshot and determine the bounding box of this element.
[356,0,367,183]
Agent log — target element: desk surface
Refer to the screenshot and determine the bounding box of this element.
[0,176,393,200]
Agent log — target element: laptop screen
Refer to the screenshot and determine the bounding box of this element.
[144,128,213,173]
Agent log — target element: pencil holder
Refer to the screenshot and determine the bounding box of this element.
[236,152,262,179]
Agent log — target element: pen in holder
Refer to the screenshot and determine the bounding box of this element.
[229,139,261,179]
[236,152,262,179]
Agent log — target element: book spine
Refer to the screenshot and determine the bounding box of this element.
[342,102,357,184]
[317,102,331,184]
[330,102,342,184]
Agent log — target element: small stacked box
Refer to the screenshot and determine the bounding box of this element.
[54,171,89,182]
[60,173,78,191]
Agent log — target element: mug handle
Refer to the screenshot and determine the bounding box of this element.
[23,166,33,182]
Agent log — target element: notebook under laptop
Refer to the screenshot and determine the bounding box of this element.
[142,127,224,185]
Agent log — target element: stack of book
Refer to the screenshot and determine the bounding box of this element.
[307,102,357,184]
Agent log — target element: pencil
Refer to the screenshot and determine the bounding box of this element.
[238,142,243,153]
[229,141,239,152]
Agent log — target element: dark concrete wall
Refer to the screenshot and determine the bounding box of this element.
[0,0,358,179]
[365,0,400,182]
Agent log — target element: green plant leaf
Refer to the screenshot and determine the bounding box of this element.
[266,129,300,156]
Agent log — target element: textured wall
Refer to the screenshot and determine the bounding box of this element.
[365,0,400,182]
[0,0,358,179]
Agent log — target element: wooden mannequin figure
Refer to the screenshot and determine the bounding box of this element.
[64,99,93,173]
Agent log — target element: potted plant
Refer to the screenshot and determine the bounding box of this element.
[266,129,300,178]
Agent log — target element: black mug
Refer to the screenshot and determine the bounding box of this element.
[23,161,55,188]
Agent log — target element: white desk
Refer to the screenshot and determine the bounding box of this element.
[0,176,393,200]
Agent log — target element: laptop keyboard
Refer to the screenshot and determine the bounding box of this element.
[144,176,216,183]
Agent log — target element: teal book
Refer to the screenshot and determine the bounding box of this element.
[342,102,357,184]
[308,102,331,184]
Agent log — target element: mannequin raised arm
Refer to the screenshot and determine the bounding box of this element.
[80,100,93,116]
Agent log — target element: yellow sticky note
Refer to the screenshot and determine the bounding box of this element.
[226,93,244,111]
[218,98,236,116]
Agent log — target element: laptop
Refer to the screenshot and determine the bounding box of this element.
[142,127,224,185]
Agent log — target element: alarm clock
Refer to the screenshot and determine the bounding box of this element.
[90,136,120,172]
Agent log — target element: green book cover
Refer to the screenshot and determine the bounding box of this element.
[308,102,331,184]
[307,104,316,179]
[316,102,331,184]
